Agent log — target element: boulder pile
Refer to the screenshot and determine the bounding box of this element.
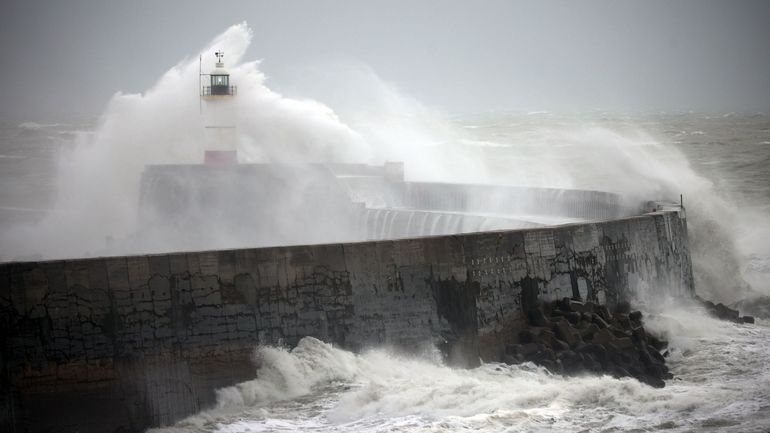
[503,298,671,388]
[694,295,755,324]
[732,295,770,320]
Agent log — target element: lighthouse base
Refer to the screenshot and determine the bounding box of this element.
[204,150,237,165]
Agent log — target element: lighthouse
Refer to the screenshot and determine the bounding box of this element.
[200,51,238,165]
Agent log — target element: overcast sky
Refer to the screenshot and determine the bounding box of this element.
[2,0,769,120]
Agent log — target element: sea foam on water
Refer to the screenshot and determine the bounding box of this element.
[3,22,770,432]
[149,310,770,433]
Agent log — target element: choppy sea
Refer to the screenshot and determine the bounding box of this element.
[1,112,769,432]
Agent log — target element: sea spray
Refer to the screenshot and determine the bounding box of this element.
[438,116,761,303]
[285,67,766,302]
[0,22,764,311]
[150,313,770,433]
[0,23,367,261]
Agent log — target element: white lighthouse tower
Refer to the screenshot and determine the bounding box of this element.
[200,51,238,165]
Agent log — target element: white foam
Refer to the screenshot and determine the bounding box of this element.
[150,317,770,433]
[17,122,62,130]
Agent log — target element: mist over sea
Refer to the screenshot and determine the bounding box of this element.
[1,22,769,432]
[2,111,769,432]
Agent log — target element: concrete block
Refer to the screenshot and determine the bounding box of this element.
[197,252,219,276]
[148,255,171,277]
[64,261,90,291]
[126,256,150,291]
[106,258,130,292]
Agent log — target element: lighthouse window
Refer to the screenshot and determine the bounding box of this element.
[212,75,228,86]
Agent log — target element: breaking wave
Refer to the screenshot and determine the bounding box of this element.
[1,22,767,308]
[151,308,769,433]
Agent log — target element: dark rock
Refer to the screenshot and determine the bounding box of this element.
[648,345,666,364]
[565,312,581,325]
[577,342,608,364]
[641,375,665,388]
[612,328,631,339]
[612,314,633,331]
[591,313,610,329]
[519,329,536,344]
[560,351,584,373]
[610,365,631,379]
[576,318,592,330]
[595,305,613,322]
[517,343,540,357]
[503,354,518,365]
[569,299,589,313]
[503,300,670,388]
[627,364,644,378]
[527,306,551,327]
[584,302,597,314]
[714,303,739,321]
[551,338,570,352]
[554,318,581,347]
[519,327,551,344]
[586,358,603,372]
[592,328,615,345]
[645,362,668,378]
[550,309,573,320]
[580,323,600,340]
[614,314,632,330]
[536,329,557,348]
[631,326,647,343]
[532,348,556,363]
[742,315,755,324]
[648,335,668,351]
[614,337,634,350]
[538,359,557,371]
[638,345,655,366]
[616,349,637,367]
[615,301,631,315]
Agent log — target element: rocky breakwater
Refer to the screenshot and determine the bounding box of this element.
[503,299,671,388]
[694,295,756,323]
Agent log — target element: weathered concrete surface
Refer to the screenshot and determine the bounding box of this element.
[0,209,692,433]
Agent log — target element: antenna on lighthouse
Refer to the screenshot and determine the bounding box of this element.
[198,54,202,114]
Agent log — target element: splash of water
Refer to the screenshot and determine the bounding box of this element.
[0,23,368,260]
[149,312,769,433]
[290,66,768,301]
[1,23,765,308]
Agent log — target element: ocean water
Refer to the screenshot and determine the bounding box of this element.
[157,111,769,433]
[2,112,769,433]
[1,23,769,433]
[146,311,769,433]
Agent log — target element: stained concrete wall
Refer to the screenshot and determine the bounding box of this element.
[0,209,693,433]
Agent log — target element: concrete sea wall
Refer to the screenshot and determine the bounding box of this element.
[1,209,693,432]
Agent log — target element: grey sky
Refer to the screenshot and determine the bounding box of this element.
[2,0,769,120]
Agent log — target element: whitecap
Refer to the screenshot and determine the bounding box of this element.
[17,122,62,130]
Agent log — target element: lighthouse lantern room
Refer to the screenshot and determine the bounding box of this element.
[202,51,237,98]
